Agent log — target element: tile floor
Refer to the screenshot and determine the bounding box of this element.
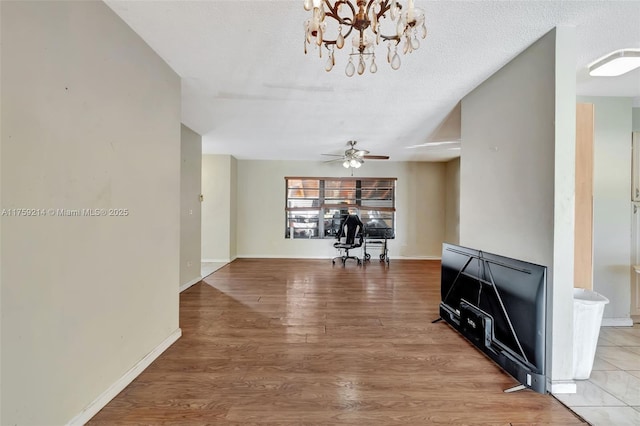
[555,324,640,425]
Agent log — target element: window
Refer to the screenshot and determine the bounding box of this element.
[285,177,396,239]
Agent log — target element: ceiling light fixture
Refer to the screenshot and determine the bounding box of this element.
[588,48,640,77]
[303,0,427,76]
[342,145,365,169]
[343,158,362,168]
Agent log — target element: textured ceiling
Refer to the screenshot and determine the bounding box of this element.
[105,0,640,162]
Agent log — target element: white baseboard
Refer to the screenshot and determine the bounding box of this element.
[550,380,577,394]
[67,328,182,426]
[179,276,202,293]
[394,256,442,260]
[236,255,332,259]
[601,317,634,327]
[234,255,441,260]
[201,258,231,263]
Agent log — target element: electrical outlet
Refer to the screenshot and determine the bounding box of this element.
[189,209,193,215]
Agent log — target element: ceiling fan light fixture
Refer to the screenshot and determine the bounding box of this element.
[588,49,640,77]
[303,0,427,76]
[325,141,388,169]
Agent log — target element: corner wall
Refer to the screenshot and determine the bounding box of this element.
[444,158,460,244]
[180,125,202,289]
[230,156,238,259]
[460,28,577,391]
[201,154,236,262]
[1,2,181,423]
[0,1,3,419]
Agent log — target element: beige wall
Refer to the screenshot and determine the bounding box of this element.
[1,1,181,424]
[235,160,446,258]
[230,156,238,259]
[0,2,3,419]
[444,158,460,245]
[460,28,577,389]
[180,125,202,287]
[201,154,234,261]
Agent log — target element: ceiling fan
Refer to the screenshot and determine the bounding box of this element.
[323,140,390,169]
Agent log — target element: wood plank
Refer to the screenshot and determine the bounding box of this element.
[88,259,584,424]
[575,103,594,289]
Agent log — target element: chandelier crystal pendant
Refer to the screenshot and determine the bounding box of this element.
[303,0,427,76]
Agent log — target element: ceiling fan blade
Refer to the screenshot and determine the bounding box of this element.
[321,153,344,157]
[405,141,460,149]
[323,158,344,163]
[355,149,370,157]
[363,155,390,160]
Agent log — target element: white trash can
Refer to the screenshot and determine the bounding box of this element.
[573,288,609,380]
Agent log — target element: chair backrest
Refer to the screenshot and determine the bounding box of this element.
[337,214,364,246]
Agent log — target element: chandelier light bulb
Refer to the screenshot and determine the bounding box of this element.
[345,57,355,77]
[303,0,427,75]
[325,54,334,72]
[343,160,350,168]
[412,35,420,50]
[391,52,401,70]
[357,57,366,75]
[336,27,345,49]
[370,57,378,73]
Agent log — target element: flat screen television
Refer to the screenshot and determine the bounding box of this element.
[439,243,547,393]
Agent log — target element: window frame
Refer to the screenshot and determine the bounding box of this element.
[285,176,396,240]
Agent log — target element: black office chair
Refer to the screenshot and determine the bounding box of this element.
[332,214,365,266]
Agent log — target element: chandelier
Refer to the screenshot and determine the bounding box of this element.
[303,0,427,76]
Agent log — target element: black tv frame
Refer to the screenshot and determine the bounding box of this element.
[437,243,547,394]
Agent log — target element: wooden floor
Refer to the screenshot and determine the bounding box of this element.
[89,259,584,425]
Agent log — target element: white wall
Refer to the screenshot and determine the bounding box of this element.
[633,107,640,131]
[1,1,181,424]
[444,158,460,244]
[578,96,633,324]
[180,125,202,287]
[460,28,577,390]
[235,160,446,259]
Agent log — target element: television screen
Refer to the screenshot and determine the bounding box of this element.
[439,243,547,393]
